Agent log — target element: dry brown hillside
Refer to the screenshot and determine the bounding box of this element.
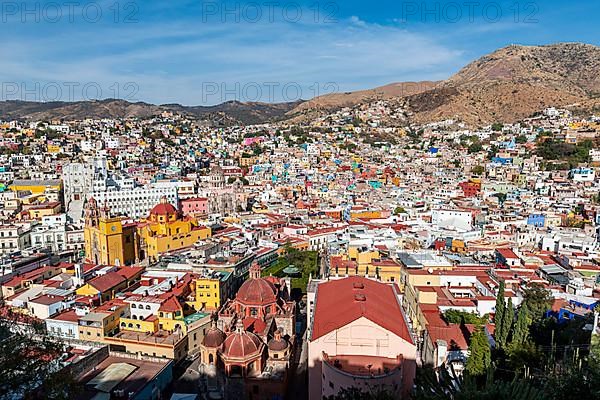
[292,81,439,112]
[406,43,600,125]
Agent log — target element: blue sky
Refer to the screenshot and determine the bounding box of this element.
[1,0,598,105]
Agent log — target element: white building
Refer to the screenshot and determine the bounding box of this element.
[28,294,66,319]
[89,185,178,219]
[46,310,80,340]
[30,214,68,253]
[569,167,595,182]
[431,209,473,231]
[0,224,31,255]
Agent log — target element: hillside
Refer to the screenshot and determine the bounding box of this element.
[291,81,438,112]
[2,43,599,126]
[0,99,301,126]
[405,43,600,124]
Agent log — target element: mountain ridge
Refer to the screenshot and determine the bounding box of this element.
[1,42,599,126]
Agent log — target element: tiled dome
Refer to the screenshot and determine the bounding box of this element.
[268,330,288,352]
[236,278,277,305]
[222,329,263,358]
[150,201,177,217]
[202,325,226,348]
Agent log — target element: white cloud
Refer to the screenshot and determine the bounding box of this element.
[0,15,466,104]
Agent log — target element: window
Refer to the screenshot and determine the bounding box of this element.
[131,304,136,308]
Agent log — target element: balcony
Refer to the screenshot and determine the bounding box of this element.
[322,353,403,379]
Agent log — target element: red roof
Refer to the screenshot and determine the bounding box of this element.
[116,266,143,280]
[87,272,126,293]
[222,329,263,358]
[30,294,64,306]
[158,296,182,313]
[311,276,413,343]
[497,248,519,260]
[150,202,177,216]
[48,309,80,323]
[236,278,277,305]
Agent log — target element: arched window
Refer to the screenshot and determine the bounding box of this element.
[136,324,141,329]
[128,323,133,328]
[131,304,136,308]
[146,305,151,310]
[209,354,214,364]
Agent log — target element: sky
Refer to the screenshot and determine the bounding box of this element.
[1,0,599,105]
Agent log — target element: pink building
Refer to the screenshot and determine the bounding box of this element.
[180,197,209,216]
[242,136,265,146]
[308,276,417,400]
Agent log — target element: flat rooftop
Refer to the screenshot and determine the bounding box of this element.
[76,354,170,400]
[108,329,185,346]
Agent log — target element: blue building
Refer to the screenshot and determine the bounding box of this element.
[527,214,546,227]
[491,157,513,165]
[546,297,599,323]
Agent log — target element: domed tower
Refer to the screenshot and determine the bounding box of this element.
[220,319,265,377]
[209,164,225,188]
[148,196,179,223]
[267,329,290,365]
[201,315,226,366]
[234,262,278,319]
[84,197,100,227]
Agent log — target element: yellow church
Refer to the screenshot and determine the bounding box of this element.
[138,197,211,262]
[83,197,138,266]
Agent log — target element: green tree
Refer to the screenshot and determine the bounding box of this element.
[492,123,504,131]
[516,135,528,144]
[466,327,491,376]
[0,309,81,399]
[415,366,544,400]
[468,141,483,153]
[495,280,506,346]
[393,206,406,215]
[511,305,531,346]
[498,297,514,348]
[443,309,488,325]
[472,165,485,175]
[522,284,552,322]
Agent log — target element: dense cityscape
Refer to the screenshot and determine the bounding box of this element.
[1,100,600,399]
[2,0,600,398]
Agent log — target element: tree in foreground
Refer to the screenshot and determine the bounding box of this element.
[465,327,491,376]
[521,283,552,322]
[0,308,81,400]
[414,365,544,400]
[511,305,531,346]
[497,297,514,349]
[494,280,506,348]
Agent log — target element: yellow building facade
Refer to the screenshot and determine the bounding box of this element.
[83,198,138,266]
[190,277,223,312]
[9,179,63,195]
[138,197,211,262]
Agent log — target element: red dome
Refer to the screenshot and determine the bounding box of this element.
[150,202,177,216]
[268,337,288,352]
[222,330,263,358]
[236,278,277,305]
[202,326,226,348]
